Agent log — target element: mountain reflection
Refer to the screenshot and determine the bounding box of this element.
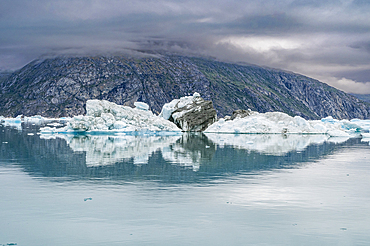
[0,125,365,183]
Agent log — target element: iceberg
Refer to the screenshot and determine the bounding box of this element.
[205,111,369,137]
[40,99,181,135]
[0,115,23,130]
[2,94,370,138]
[0,115,22,124]
[23,115,48,125]
[0,115,68,131]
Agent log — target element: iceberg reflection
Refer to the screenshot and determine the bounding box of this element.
[46,134,183,167]
[2,124,366,182]
[162,133,216,171]
[47,132,353,169]
[45,133,216,171]
[204,133,340,155]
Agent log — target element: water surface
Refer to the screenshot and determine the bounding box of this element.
[1,124,370,245]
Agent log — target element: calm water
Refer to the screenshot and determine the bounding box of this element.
[1,124,370,246]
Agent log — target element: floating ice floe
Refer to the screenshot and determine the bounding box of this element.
[24,115,70,125]
[40,99,181,135]
[0,115,23,130]
[205,112,369,137]
[0,115,22,124]
[0,115,69,131]
[23,115,48,124]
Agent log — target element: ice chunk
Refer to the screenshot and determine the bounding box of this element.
[159,99,180,120]
[1,114,70,132]
[1,115,22,124]
[40,99,181,134]
[47,122,64,127]
[134,102,149,111]
[159,92,203,120]
[23,115,45,124]
[0,115,22,130]
[205,111,364,137]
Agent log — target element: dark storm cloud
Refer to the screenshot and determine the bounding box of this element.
[1,0,370,93]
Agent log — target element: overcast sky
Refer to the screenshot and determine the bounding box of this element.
[1,0,370,93]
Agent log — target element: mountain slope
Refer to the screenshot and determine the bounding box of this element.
[1,55,369,119]
[351,94,370,104]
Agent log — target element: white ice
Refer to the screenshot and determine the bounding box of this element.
[40,99,181,134]
[134,102,150,111]
[205,111,369,137]
[0,115,23,130]
[2,94,370,139]
[159,92,202,120]
[0,115,68,131]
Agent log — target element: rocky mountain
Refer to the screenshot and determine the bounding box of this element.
[0,71,12,84]
[351,94,370,104]
[1,54,370,119]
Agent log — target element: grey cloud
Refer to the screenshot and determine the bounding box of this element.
[351,0,370,6]
[222,13,304,35]
[350,41,370,53]
[335,69,370,83]
[1,0,370,93]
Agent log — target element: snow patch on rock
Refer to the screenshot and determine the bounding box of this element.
[159,92,217,131]
[159,92,202,120]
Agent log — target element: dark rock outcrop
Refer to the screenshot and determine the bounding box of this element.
[169,94,217,131]
[1,54,370,120]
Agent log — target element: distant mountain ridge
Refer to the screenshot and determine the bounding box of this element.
[1,54,370,119]
[351,94,370,104]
